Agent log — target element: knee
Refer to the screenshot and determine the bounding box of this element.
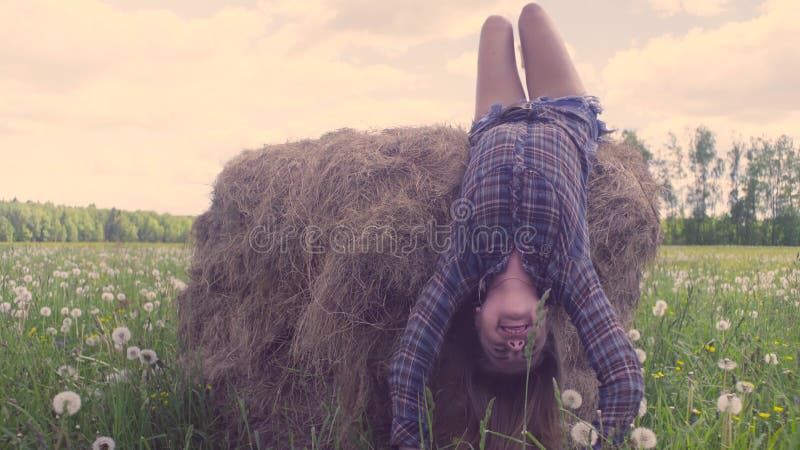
[519,2,547,24]
[481,14,512,33]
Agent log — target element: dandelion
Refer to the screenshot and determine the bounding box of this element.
[126,346,141,361]
[774,406,784,413]
[92,436,115,450]
[139,349,158,365]
[129,310,138,319]
[143,302,154,313]
[628,329,641,342]
[60,307,69,316]
[715,319,730,331]
[85,336,98,346]
[70,308,82,318]
[112,326,131,346]
[0,302,10,313]
[764,353,779,365]
[105,369,129,383]
[635,348,647,364]
[101,292,114,302]
[758,412,770,419]
[749,310,759,319]
[735,381,754,393]
[652,300,667,317]
[40,307,52,317]
[155,319,165,328]
[716,393,743,414]
[638,398,647,418]
[46,327,57,336]
[57,365,77,380]
[717,358,738,371]
[62,317,72,327]
[90,308,100,315]
[630,427,657,449]
[116,293,126,301]
[561,389,583,410]
[23,274,33,283]
[569,421,598,447]
[52,391,81,416]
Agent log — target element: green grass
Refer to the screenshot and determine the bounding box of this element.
[0,244,798,449]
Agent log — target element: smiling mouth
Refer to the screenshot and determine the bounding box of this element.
[498,324,531,337]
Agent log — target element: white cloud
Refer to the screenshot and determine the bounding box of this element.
[647,0,733,17]
[600,0,800,156]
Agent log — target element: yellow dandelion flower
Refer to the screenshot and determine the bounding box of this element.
[652,371,664,379]
[758,412,770,419]
[773,406,784,413]
[677,360,684,366]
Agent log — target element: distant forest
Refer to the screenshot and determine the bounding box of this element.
[2,124,799,246]
[622,127,799,246]
[0,200,193,243]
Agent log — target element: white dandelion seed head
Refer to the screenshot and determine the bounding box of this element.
[126,346,141,360]
[638,398,648,418]
[570,421,598,447]
[735,381,755,393]
[749,310,758,319]
[57,365,77,379]
[92,436,116,450]
[155,319,165,328]
[139,349,158,365]
[52,391,82,416]
[70,308,82,318]
[716,392,742,414]
[561,389,583,410]
[62,317,72,327]
[60,307,69,316]
[101,292,114,302]
[0,302,10,313]
[628,329,641,342]
[60,324,71,333]
[129,310,138,319]
[23,274,33,283]
[116,293,126,301]
[85,336,98,347]
[715,319,730,331]
[635,348,647,364]
[13,309,27,319]
[46,327,57,336]
[112,326,131,345]
[40,306,52,317]
[630,427,657,449]
[717,358,738,371]
[90,308,100,315]
[764,353,779,365]
[143,302,154,313]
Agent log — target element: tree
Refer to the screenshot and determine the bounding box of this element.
[0,216,14,242]
[622,129,653,167]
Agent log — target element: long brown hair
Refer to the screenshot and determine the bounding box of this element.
[430,292,563,449]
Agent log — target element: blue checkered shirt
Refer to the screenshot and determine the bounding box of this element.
[388,95,644,449]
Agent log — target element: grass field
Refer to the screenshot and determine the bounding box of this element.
[0,244,798,449]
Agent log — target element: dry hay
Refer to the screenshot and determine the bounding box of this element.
[176,125,662,448]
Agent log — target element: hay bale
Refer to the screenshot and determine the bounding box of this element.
[176,125,661,448]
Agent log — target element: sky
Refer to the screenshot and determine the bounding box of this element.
[2,0,798,216]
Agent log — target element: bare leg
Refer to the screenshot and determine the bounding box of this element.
[518,3,586,99]
[474,15,526,122]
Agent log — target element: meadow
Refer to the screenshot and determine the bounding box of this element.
[0,243,798,449]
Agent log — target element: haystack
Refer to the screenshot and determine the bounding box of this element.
[176,125,662,448]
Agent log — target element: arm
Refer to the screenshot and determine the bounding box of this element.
[558,255,644,448]
[388,252,477,449]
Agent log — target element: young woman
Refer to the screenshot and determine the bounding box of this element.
[389,3,644,449]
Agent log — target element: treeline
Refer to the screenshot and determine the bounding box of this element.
[624,128,799,245]
[0,200,193,243]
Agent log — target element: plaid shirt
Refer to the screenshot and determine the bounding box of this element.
[388,95,644,449]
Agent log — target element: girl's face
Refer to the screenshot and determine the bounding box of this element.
[474,250,548,374]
